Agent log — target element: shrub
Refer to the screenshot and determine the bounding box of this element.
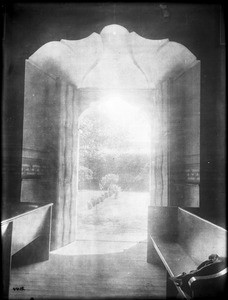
[99,174,119,190]
[108,183,121,199]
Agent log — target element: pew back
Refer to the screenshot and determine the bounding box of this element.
[148,206,227,298]
[178,208,227,265]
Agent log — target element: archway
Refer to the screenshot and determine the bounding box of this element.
[21,24,200,250]
[77,97,151,242]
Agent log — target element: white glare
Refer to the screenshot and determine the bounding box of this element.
[97,95,151,153]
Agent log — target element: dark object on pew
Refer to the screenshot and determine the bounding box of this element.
[170,254,227,298]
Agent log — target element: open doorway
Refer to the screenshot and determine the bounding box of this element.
[22,24,200,250]
[76,96,151,242]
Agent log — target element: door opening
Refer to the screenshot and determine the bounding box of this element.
[76,96,151,242]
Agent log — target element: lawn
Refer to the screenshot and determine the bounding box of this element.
[76,190,150,242]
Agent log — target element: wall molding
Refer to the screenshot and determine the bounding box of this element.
[21,157,48,179]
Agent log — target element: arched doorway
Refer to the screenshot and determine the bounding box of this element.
[21,25,200,251]
[77,97,151,242]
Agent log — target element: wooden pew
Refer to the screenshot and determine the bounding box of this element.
[1,202,53,299]
[147,206,227,299]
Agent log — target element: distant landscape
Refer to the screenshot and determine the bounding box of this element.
[76,190,150,242]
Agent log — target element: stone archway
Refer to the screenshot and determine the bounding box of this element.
[21,25,200,250]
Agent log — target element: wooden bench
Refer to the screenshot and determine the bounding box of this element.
[147,206,227,299]
[1,202,53,299]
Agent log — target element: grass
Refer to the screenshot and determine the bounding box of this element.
[76,190,150,241]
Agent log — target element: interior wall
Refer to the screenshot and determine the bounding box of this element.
[22,60,61,249]
[22,60,80,250]
[169,61,200,208]
[2,3,225,227]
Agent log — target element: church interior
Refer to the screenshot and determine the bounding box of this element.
[2,3,226,299]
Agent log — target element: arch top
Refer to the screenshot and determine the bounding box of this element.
[100,24,129,36]
[29,24,197,89]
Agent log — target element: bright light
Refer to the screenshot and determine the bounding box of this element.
[51,240,137,256]
[98,96,136,121]
[97,94,151,153]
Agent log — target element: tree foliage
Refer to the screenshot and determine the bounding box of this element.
[78,106,150,191]
[78,166,93,189]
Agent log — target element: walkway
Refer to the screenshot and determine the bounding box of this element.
[10,240,166,299]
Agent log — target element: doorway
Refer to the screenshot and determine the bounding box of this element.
[77,96,151,242]
[22,24,200,250]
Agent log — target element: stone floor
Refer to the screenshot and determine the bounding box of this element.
[10,240,166,299]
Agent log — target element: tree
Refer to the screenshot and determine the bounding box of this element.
[78,166,93,189]
[78,106,150,191]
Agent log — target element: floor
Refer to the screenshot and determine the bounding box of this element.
[9,240,166,299]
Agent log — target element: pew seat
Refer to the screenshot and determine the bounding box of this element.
[147,206,227,299]
[1,202,53,299]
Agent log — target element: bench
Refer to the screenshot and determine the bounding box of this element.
[1,202,53,299]
[147,206,227,299]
